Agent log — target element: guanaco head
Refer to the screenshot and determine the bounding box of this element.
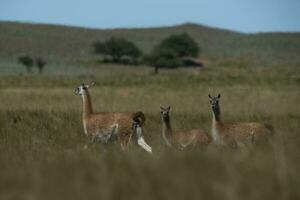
[160,105,171,123]
[208,94,221,117]
[75,81,95,96]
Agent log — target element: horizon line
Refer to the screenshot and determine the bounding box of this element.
[1,19,300,34]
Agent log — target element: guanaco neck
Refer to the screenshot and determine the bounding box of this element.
[81,89,93,119]
[162,116,173,146]
[212,104,223,142]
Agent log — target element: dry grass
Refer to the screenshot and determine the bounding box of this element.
[0,63,299,200]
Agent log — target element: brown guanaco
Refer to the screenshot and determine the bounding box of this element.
[160,105,209,150]
[75,82,152,153]
[208,94,274,148]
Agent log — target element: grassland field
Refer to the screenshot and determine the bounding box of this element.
[0,62,299,200]
[0,21,300,200]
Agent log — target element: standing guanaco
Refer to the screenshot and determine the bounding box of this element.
[160,105,209,150]
[208,94,274,148]
[75,81,152,153]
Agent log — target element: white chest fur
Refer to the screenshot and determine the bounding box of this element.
[162,132,172,147]
[83,120,88,135]
[212,121,222,144]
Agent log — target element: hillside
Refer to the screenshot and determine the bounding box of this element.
[0,21,300,199]
[0,21,300,66]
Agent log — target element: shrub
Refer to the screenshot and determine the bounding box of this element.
[93,37,141,64]
[158,33,199,57]
[146,33,199,73]
[145,47,183,74]
[18,56,34,73]
[36,58,47,74]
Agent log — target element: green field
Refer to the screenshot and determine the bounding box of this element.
[0,21,300,200]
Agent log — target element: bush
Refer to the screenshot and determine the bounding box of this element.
[18,56,34,73]
[145,47,183,74]
[36,58,47,74]
[158,33,199,57]
[93,37,141,64]
[146,33,199,73]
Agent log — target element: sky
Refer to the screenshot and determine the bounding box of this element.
[1,0,300,33]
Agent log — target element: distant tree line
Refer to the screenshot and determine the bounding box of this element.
[18,56,47,74]
[93,33,203,74]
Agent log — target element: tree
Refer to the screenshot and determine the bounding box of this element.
[145,47,182,74]
[36,58,46,74]
[18,56,34,73]
[158,33,199,58]
[93,37,141,64]
[146,33,200,74]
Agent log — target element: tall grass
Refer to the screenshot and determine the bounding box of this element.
[0,63,299,200]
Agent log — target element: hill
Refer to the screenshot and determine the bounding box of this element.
[0,21,300,66]
[0,21,299,199]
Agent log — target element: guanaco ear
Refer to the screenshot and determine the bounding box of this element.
[86,81,95,88]
[166,106,171,111]
[160,104,164,111]
[90,81,95,86]
[217,93,221,99]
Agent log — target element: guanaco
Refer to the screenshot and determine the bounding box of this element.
[160,105,209,150]
[208,94,274,148]
[75,81,152,153]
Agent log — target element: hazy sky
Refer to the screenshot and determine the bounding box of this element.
[1,0,300,33]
